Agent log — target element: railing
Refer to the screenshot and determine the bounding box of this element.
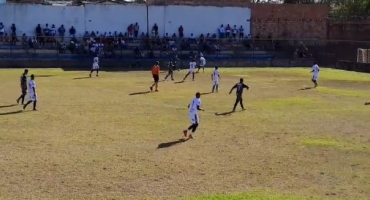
[1,35,369,66]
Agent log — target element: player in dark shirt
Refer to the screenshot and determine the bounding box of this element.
[163,59,175,81]
[229,78,249,112]
[16,69,29,105]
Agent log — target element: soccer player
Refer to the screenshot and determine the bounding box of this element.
[211,66,220,93]
[164,60,175,81]
[150,61,160,92]
[229,78,249,112]
[182,59,196,81]
[89,54,99,77]
[183,92,204,139]
[23,74,37,111]
[16,69,28,105]
[196,55,206,73]
[311,61,320,87]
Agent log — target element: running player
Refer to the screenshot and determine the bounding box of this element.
[16,69,28,105]
[183,92,204,139]
[196,55,206,73]
[229,78,249,112]
[211,66,220,92]
[182,59,196,81]
[311,61,320,87]
[150,61,160,92]
[23,74,37,111]
[89,54,99,77]
[164,60,175,81]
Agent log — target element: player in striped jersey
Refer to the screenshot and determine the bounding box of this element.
[183,92,204,139]
[16,69,28,105]
[211,66,220,93]
[182,59,196,81]
[311,61,320,87]
[89,54,99,77]
[196,56,206,73]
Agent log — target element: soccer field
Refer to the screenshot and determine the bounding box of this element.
[0,68,369,200]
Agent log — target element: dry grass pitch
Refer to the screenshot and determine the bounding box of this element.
[0,68,369,200]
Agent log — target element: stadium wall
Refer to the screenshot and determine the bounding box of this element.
[336,60,370,73]
[0,4,251,37]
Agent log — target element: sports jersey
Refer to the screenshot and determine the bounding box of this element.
[93,57,99,64]
[212,70,219,81]
[189,62,196,70]
[200,57,206,66]
[20,74,27,89]
[189,98,201,114]
[312,64,320,76]
[233,82,248,96]
[28,80,36,96]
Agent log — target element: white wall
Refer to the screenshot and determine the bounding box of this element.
[0,4,251,37]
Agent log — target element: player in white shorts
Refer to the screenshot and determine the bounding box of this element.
[23,74,37,111]
[183,92,204,139]
[90,55,99,77]
[196,56,206,73]
[211,66,220,93]
[311,61,320,87]
[182,59,196,82]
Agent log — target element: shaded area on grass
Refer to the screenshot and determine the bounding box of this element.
[302,139,369,153]
[299,86,315,90]
[0,104,17,109]
[157,138,188,149]
[184,191,333,200]
[35,75,56,78]
[73,77,91,80]
[0,110,23,115]
[129,91,150,96]
[215,110,245,116]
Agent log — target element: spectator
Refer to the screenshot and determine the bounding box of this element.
[0,22,4,40]
[50,24,56,36]
[225,24,231,38]
[43,24,50,37]
[21,33,27,46]
[134,22,139,38]
[199,34,205,44]
[178,25,184,38]
[36,24,42,36]
[152,23,158,37]
[69,26,76,37]
[127,24,134,38]
[3,33,10,43]
[232,25,238,39]
[189,33,196,43]
[218,25,225,38]
[58,25,65,42]
[11,24,16,35]
[239,26,244,39]
[11,32,17,45]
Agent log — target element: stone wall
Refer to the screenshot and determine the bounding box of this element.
[250,4,329,39]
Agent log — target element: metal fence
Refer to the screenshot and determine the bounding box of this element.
[1,35,370,67]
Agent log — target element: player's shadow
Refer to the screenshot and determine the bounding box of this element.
[174,81,184,84]
[200,92,212,95]
[157,138,188,149]
[0,110,23,116]
[365,102,370,105]
[215,110,244,116]
[0,104,17,109]
[299,86,314,90]
[35,75,55,78]
[129,91,150,96]
[73,77,91,80]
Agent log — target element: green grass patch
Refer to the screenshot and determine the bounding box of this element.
[302,139,369,153]
[252,97,320,109]
[185,191,333,200]
[315,87,370,97]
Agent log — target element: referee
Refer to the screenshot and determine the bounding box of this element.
[16,69,28,105]
[229,78,249,112]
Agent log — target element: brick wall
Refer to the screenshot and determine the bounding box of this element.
[147,0,251,7]
[328,20,370,41]
[250,4,329,39]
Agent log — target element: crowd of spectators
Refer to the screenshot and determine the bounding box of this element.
[0,22,282,58]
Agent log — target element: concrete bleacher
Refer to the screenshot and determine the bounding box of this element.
[0,39,283,61]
